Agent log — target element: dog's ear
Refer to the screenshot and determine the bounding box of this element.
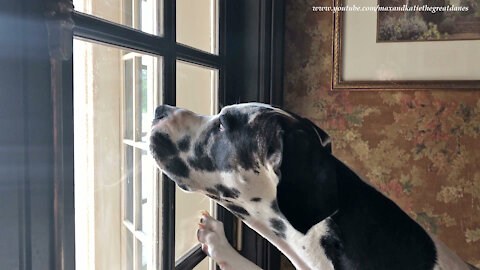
[275,119,338,234]
[301,117,331,154]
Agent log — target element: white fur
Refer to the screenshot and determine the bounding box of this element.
[430,233,471,270]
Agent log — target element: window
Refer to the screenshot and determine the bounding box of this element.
[176,0,218,54]
[121,51,162,270]
[73,39,163,270]
[72,0,224,269]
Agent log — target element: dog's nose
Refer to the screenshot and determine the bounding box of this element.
[154,105,177,120]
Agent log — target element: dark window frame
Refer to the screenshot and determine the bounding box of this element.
[0,0,285,269]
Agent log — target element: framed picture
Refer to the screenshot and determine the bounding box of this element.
[332,0,480,90]
[377,0,480,42]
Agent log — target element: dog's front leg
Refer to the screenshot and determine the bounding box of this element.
[197,211,263,270]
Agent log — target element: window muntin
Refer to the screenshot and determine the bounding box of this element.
[140,150,154,234]
[126,145,135,223]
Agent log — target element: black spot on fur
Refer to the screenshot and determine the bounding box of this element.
[215,184,240,199]
[270,218,285,231]
[165,157,189,178]
[222,110,249,130]
[226,203,249,218]
[253,169,260,175]
[319,220,353,270]
[219,110,262,171]
[177,136,191,152]
[271,200,280,213]
[274,231,286,239]
[150,132,178,160]
[188,155,215,171]
[206,194,220,200]
[321,234,346,269]
[209,138,234,171]
[205,187,219,196]
[320,228,353,270]
[205,187,221,200]
[250,197,262,202]
[188,143,216,171]
[270,218,286,239]
[191,123,221,169]
[178,183,189,191]
[194,143,204,156]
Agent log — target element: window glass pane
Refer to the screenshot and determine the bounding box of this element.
[176,61,218,115]
[73,0,163,36]
[138,55,156,143]
[140,150,153,235]
[124,59,134,140]
[74,39,162,270]
[125,145,134,222]
[176,0,218,54]
[138,240,149,270]
[175,61,217,264]
[126,230,134,270]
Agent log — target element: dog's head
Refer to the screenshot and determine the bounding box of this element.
[150,103,337,233]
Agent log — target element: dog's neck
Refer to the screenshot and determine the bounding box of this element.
[213,165,321,270]
[216,165,278,220]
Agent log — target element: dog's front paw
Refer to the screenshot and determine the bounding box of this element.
[196,211,264,270]
[197,211,235,268]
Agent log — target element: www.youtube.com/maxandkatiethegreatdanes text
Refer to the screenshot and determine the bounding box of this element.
[312,4,470,14]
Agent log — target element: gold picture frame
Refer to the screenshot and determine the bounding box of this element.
[332,0,480,91]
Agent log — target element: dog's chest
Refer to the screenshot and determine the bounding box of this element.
[242,203,336,270]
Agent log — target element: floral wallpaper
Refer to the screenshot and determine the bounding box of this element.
[281,0,480,268]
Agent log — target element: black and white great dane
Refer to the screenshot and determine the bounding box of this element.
[149,103,478,270]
